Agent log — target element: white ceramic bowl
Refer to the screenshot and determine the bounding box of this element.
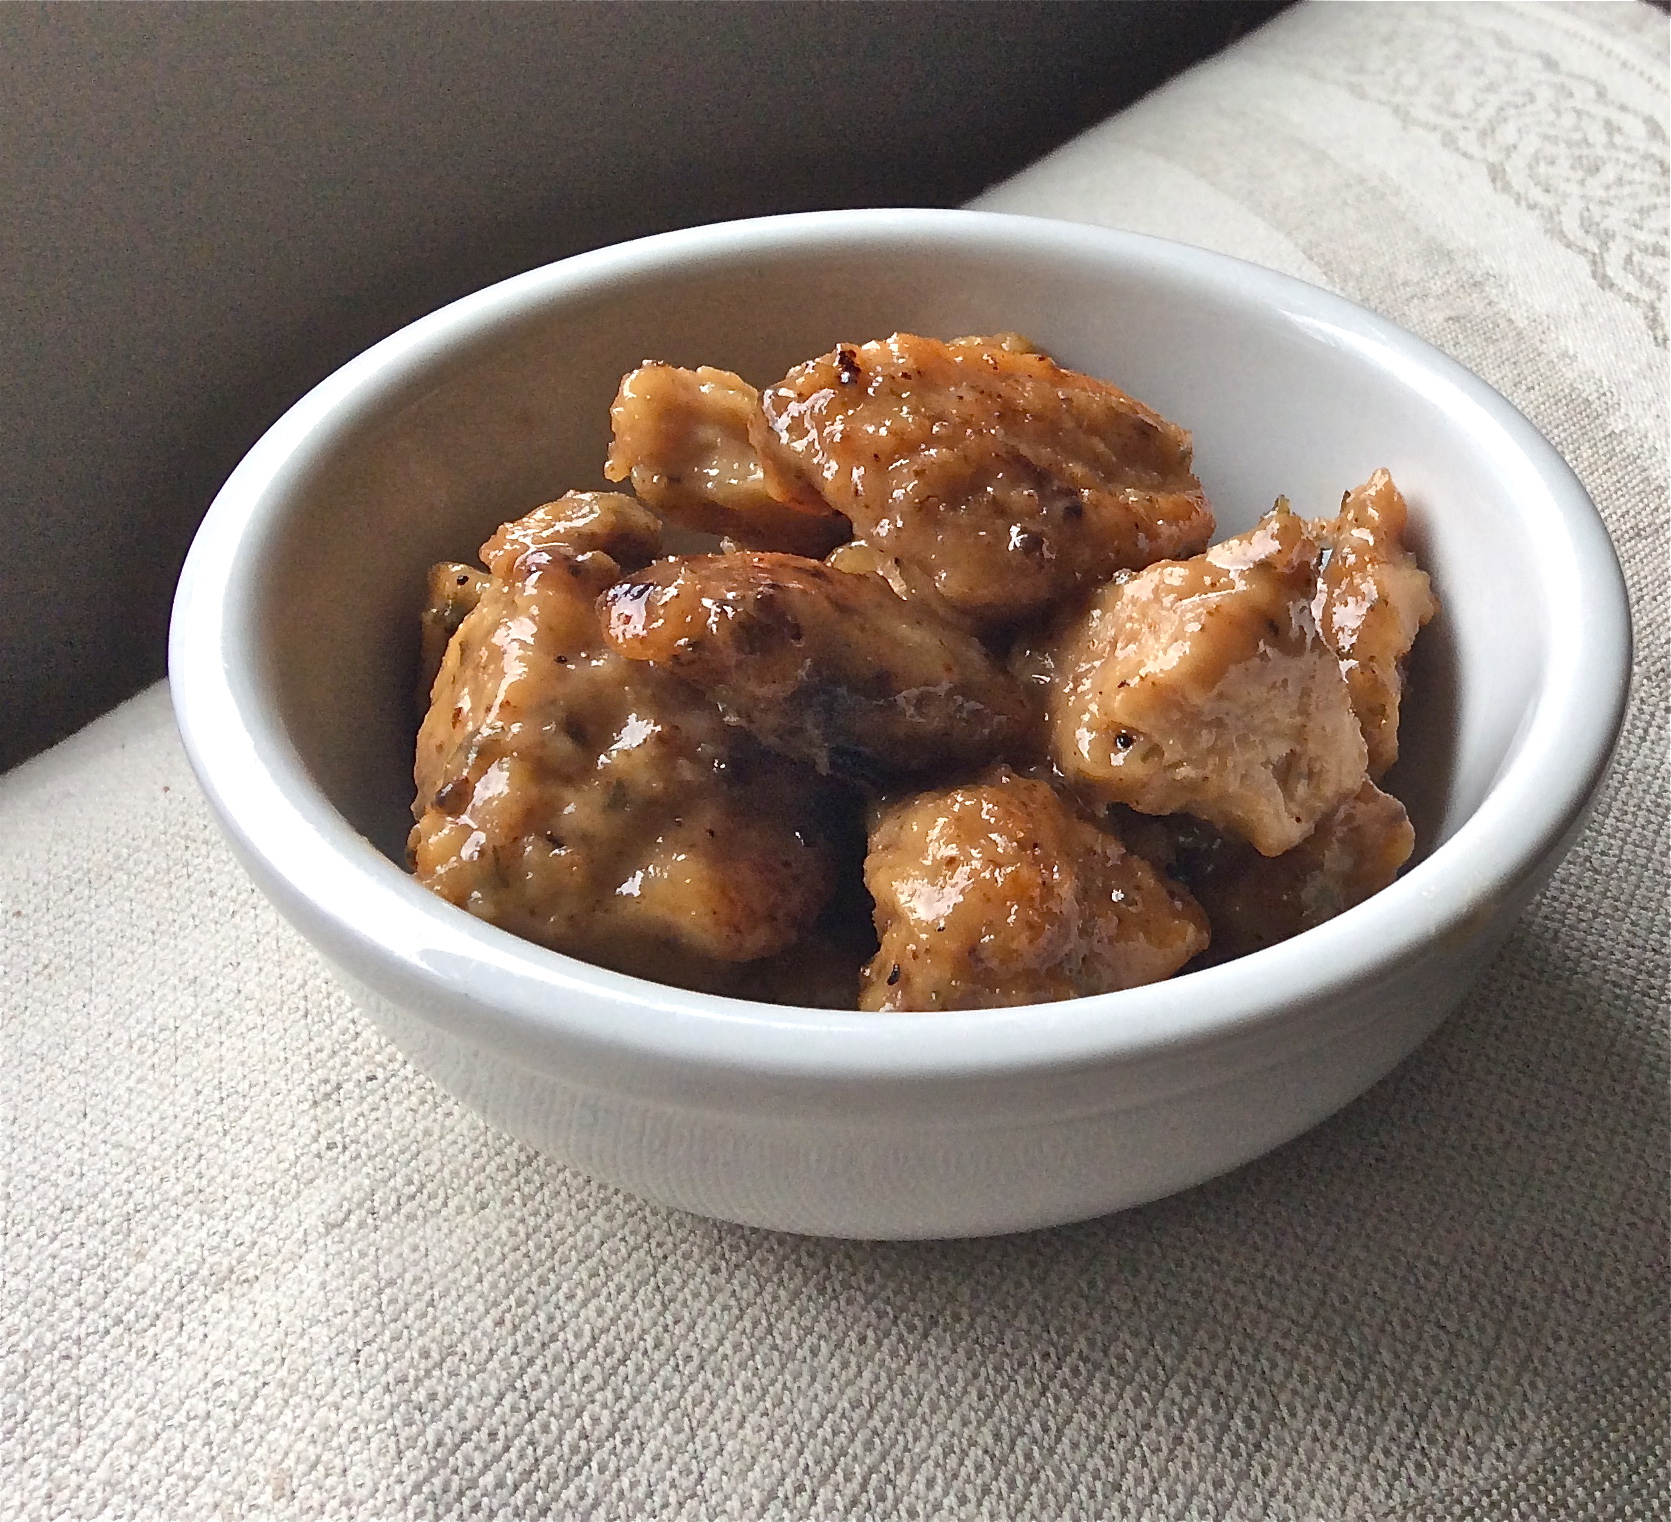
[169,209,1629,1238]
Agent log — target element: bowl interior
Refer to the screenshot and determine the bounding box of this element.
[241,220,1546,918]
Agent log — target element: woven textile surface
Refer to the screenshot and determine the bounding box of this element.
[3,3,1665,1517]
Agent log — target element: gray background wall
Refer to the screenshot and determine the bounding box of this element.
[0,0,1282,772]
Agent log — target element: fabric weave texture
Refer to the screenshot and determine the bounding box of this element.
[2,3,1666,1517]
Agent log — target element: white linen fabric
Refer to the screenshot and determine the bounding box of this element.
[2,3,1664,1518]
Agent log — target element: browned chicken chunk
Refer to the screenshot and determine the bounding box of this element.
[411,491,842,987]
[605,362,850,556]
[1310,469,1438,778]
[410,337,1441,1008]
[1048,501,1368,857]
[752,332,1215,628]
[599,552,1034,783]
[1117,781,1415,961]
[860,770,1209,1011]
[481,487,664,575]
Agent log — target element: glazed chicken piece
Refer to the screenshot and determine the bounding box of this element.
[1048,500,1368,857]
[605,362,850,557]
[478,487,664,573]
[1191,781,1416,960]
[752,332,1215,629]
[600,552,1034,783]
[411,491,841,988]
[418,561,489,707]
[1114,782,1415,962]
[860,769,1209,1012]
[1310,469,1438,778]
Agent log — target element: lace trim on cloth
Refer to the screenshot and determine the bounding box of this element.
[1256,3,1668,346]
[2,3,1666,1518]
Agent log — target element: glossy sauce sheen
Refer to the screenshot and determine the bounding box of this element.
[411,492,842,992]
[411,334,1435,1009]
[1310,468,1437,779]
[605,362,848,557]
[755,332,1215,629]
[1045,502,1368,857]
[600,552,1032,783]
[861,770,1209,1011]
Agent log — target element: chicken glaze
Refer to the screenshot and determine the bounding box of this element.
[411,335,1436,1009]
[411,491,844,990]
[754,333,1215,629]
[600,551,1032,783]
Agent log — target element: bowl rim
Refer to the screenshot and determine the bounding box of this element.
[168,207,1632,1087]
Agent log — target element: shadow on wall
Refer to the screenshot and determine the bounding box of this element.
[0,0,1286,773]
